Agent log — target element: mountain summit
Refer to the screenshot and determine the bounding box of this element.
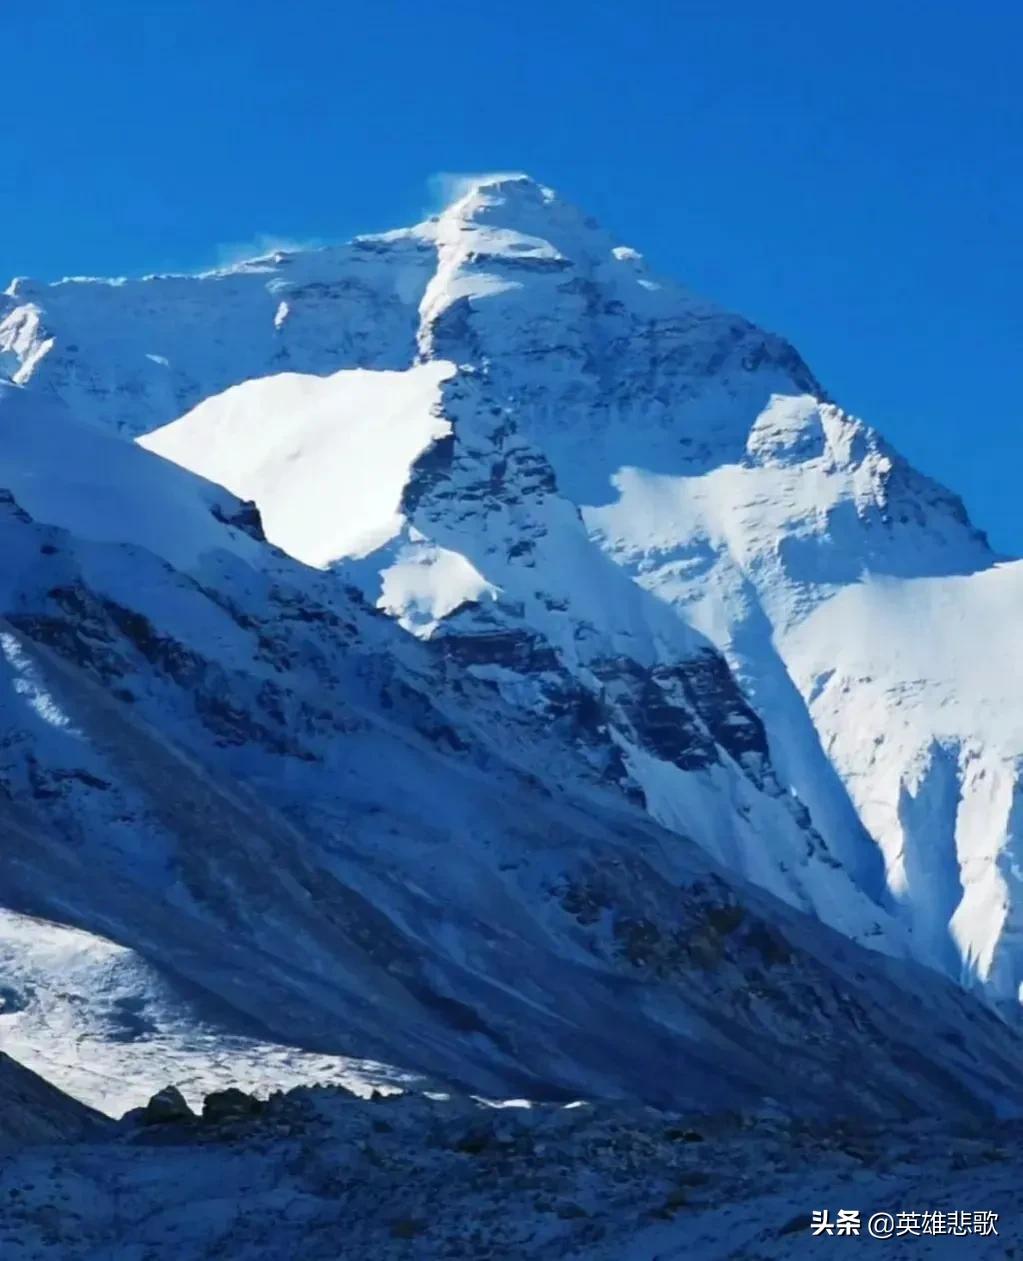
[1,178,1022,1124]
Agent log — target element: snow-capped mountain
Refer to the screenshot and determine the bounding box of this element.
[1,174,1022,1130]
[6,375,1023,1124]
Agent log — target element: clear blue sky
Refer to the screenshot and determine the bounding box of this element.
[3,1,1020,551]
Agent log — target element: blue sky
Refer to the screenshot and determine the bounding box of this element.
[3,1,1020,550]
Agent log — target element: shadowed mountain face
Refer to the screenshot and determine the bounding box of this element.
[0,177,1021,1129]
[0,1053,107,1148]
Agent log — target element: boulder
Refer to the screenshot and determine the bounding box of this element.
[140,1085,195,1125]
[202,1087,264,1125]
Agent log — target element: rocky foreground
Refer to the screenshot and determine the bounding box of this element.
[1,1076,1019,1259]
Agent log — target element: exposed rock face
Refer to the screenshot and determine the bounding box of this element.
[202,1088,263,1125]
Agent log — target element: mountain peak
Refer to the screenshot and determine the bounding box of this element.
[440,170,552,208]
[6,169,1023,1177]
[421,172,612,262]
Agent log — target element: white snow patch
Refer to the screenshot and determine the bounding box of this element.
[378,535,498,636]
[0,909,415,1116]
[140,361,456,566]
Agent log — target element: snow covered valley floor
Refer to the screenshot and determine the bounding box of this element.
[2,1076,1020,1259]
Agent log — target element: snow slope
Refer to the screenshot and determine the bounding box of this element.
[782,561,1023,1000]
[140,361,456,564]
[586,391,1022,1005]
